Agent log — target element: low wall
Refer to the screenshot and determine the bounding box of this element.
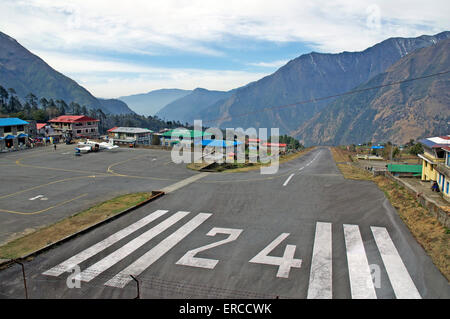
[386,173,450,229]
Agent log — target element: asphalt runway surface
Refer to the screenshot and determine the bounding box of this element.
[0,146,449,299]
[0,144,196,245]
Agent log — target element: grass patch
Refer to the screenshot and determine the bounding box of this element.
[331,147,449,281]
[0,192,152,260]
[330,147,354,163]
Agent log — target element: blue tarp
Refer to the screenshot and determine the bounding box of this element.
[4,134,16,139]
[194,139,242,147]
[371,146,384,149]
[17,133,28,138]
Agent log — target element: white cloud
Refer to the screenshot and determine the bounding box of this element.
[0,0,448,97]
[1,0,448,54]
[248,60,290,68]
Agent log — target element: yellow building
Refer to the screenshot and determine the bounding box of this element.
[436,146,450,202]
[418,136,450,181]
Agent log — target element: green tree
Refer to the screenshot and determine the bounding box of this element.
[409,143,424,155]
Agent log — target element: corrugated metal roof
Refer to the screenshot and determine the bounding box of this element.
[48,115,99,123]
[387,164,422,173]
[0,118,29,127]
[419,136,450,148]
[110,127,153,134]
[161,129,212,138]
[194,139,242,147]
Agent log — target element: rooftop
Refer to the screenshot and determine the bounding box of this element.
[161,129,212,138]
[0,118,29,127]
[194,139,242,147]
[109,127,153,134]
[48,115,99,123]
[418,135,450,149]
[387,164,422,174]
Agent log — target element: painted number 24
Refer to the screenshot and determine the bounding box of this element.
[176,228,301,278]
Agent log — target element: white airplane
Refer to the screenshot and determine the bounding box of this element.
[76,139,118,153]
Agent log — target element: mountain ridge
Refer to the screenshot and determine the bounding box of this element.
[196,31,450,134]
[294,38,450,146]
[119,88,192,116]
[0,31,134,115]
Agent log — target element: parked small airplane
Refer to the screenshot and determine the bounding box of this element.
[76,139,119,153]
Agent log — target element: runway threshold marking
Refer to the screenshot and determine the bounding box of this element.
[104,213,211,288]
[343,224,377,299]
[307,222,332,299]
[43,209,169,276]
[78,211,190,282]
[0,193,88,215]
[371,226,421,299]
[41,210,421,298]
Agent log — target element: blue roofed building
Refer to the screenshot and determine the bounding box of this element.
[0,117,30,152]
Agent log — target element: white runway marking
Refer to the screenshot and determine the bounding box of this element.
[283,174,295,186]
[77,211,190,282]
[42,210,169,277]
[161,172,209,193]
[307,222,332,299]
[371,226,421,299]
[29,195,44,200]
[105,213,211,288]
[249,233,302,278]
[343,224,377,299]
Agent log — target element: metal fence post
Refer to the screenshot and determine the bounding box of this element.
[130,275,140,299]
[13,260,28,299]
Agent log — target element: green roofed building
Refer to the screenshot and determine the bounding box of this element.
[387,164,422,177]
[160,129,212,146]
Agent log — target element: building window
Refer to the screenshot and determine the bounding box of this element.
[77,130,81,133]
[17,125,24,131]
[425,161,427,168]
[447,182,449,194]
[4,126,11,133]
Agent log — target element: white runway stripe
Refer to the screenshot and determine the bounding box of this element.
[283,174,295,186]
[307,222,332,299]
[343,224,377,299]
[42,210,169,277]
[105,213,212,288]
[77,211,190,282]
[371,226,421,299]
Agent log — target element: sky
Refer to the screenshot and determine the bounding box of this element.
[0,0,449,98]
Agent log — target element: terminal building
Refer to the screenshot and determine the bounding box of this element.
[49,115,99,139]
[107,127,153,145]
[0,117,31,152]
